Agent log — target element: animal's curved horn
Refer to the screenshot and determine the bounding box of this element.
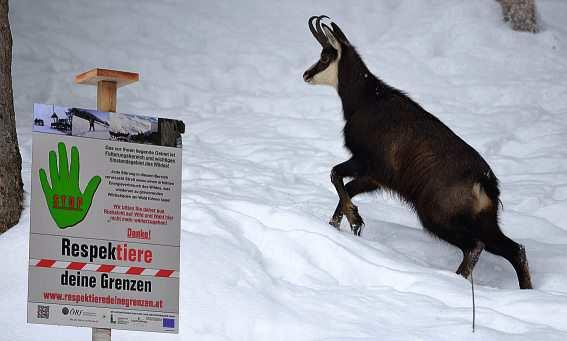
[330,22,350,45]
[308,16,325,46]
[309,15,330,48]
[321,23,333,38]
[316,15,330,40]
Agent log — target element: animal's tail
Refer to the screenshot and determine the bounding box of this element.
[478,170,502,210]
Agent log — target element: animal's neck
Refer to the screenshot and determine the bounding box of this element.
[336,49,385,121]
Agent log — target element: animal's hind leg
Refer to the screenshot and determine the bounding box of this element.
[456,240,485,279]
[420,217,481,278]
[477,211,533,289]
[330,159,365,236]
[329,176,380,230]
[484,231,533,289]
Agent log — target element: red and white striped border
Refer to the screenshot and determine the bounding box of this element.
[30,259,178,278]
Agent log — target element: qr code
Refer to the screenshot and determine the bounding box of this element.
[37,305,49,319]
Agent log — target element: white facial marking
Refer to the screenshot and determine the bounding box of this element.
[310,55,340,88]
[308,43,342,89]
[306,27,344,89]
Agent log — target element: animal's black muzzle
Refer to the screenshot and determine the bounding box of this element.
[303,67,316,83]
[303,60,326,83]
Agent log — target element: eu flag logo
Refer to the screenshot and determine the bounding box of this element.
[163,318,175,328]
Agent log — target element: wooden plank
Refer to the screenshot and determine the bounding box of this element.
[75,68,139,87]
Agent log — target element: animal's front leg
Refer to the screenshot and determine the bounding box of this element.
[330,159,364,236]
[329,176,380,231]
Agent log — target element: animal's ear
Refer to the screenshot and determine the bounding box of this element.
[330,22,350,46]
[322,24,340,50]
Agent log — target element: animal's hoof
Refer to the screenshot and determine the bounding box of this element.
[456,265,470,279]
[329,219,341,230]
[519,276,533,289]
[520,282,533,290]
[329,210,343,230]
[351,223,363,236]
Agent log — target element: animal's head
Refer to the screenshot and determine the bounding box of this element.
[303,15,351,88]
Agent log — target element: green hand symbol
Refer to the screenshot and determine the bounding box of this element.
[39,142,101,229]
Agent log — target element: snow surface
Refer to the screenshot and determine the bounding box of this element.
[4,0,567,340]
[72,116,109,139]
[109,113,157,136]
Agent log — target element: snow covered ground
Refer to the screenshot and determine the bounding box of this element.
[109,112,157,136]
[72,116,109,140]
[4,0,567,340]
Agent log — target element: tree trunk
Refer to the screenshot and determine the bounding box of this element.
[0,0,23,233]
[497,0,539,33]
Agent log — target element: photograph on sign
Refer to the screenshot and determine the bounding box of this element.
[109,112,157,145]
[33,103,73,136]
[71,107,110,140]
[28,104,183,333]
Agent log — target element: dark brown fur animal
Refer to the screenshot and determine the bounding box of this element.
[303,16,532,289]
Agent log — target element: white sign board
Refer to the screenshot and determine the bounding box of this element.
[28,104,183,333]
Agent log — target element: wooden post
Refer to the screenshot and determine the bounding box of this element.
[97,81,117,112]
[75,68,139,341]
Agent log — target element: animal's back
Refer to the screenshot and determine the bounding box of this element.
[344,89,497,218]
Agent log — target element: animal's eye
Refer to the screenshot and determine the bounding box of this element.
[321,55,330,63]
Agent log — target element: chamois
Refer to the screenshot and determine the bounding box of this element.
[303,16,533,289]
